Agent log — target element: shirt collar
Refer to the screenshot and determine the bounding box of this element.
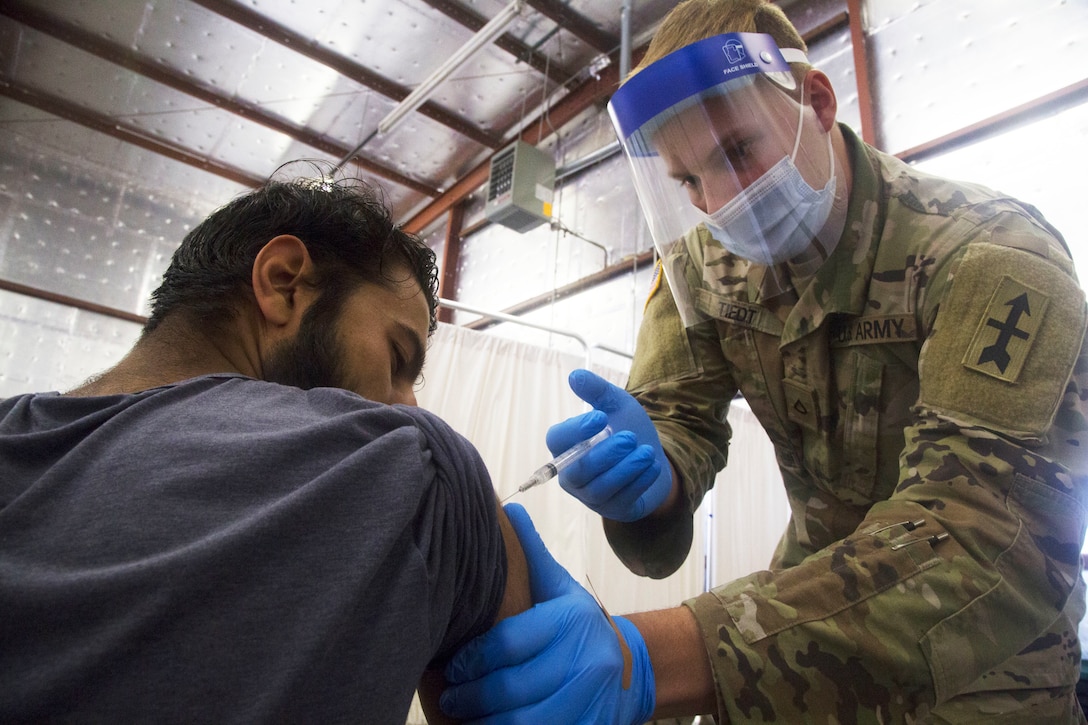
[778,124,886,345]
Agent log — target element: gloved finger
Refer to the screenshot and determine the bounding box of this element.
[558,432,639,491]
[444,601,563,684]
[441,670,557,723]
[609,456,665,521]
[567,368,627,413]
[545,409,609,456]
[503,503,575,602]
[441,634,570,721]
[635,460,674,520]
[571,446,659,511]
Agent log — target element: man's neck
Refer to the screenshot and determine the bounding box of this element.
[66,321,248,397]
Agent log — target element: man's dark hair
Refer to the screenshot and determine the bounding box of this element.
[145,174,439,336]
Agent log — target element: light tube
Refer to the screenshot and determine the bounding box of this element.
[377,0,525,136]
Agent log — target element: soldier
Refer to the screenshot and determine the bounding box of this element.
[440,0,1088,722]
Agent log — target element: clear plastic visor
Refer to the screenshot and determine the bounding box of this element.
[608,33,825,326]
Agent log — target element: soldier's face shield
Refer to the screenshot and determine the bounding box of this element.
[608,33,830,326]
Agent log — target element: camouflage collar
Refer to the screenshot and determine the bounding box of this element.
[778,125,884,346]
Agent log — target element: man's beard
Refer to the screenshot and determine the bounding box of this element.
[262,292,346,391]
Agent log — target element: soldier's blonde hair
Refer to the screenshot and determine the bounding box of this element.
[631,0,811,95]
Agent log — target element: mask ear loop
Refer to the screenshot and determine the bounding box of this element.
[788,77,835,184]
[789,82,806,162]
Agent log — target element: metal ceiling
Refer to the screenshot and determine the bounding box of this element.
[0,0,680,228]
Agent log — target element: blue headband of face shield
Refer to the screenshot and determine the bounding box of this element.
[608,33,807,156]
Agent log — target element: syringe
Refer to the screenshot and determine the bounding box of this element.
[502,426,613,503]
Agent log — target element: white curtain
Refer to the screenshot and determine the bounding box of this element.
[408,322,786,723]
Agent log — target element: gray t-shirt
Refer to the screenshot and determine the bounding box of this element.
[0,374,507,724]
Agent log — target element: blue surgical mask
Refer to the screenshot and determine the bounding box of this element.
[701,100,836,266]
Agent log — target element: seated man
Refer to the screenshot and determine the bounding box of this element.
[0,175,529,723]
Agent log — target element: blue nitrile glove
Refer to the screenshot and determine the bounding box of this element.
[547,368,673,521]
[440,503,655,725]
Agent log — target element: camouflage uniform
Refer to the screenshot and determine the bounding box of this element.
[621,125,1088,723]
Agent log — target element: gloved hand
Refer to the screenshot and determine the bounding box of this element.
[547,368,673,521]
[440,503,655,725]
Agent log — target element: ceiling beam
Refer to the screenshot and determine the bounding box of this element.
[418,0,578,82]
[897,77,1088,164]
[802,10,849,46]
[524,0,616,55]
[0,77,266,188]
[0,278,147,325]
[0,0,441,198]
[437,202,466,325]
[191,0,505,150]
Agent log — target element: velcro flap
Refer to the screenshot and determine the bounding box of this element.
[919,243,1085,440]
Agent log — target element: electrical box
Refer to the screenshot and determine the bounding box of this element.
[484,140,555,233]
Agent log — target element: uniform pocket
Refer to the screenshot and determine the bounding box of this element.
[724,526,943,644]
[835,347,919,504]
[921,474,1088,703]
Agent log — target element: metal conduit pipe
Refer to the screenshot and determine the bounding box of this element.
[620,0,632,82]
[555,140,622,183]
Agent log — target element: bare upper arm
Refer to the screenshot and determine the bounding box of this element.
[492,498,532,619]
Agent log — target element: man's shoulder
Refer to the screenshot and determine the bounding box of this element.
[191,375,463,440]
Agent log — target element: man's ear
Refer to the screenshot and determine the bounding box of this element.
[805,69,838,133]
[251,234,316,329]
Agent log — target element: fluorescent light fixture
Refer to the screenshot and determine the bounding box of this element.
[377,0,525,136]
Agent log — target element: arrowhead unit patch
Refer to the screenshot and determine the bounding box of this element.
[963,276,1048,383]
[918,241,1084,440]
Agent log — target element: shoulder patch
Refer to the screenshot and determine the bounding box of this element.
[962,276,1048,383]
[919,243,1086,440]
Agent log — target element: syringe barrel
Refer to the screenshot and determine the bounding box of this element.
[550,425,613,473]
[515,426,613,495]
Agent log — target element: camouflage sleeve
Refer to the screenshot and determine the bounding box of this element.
[684,237,1088,721]
[611,264,737,578]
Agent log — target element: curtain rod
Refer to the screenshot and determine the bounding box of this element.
[439,297,632,367]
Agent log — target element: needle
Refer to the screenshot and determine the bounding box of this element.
[501,426,613,503]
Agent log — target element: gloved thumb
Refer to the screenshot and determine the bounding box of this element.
[503,503,576,603]
[568,368,628,413]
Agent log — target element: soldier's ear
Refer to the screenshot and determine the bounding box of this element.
[805,70,837,133]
